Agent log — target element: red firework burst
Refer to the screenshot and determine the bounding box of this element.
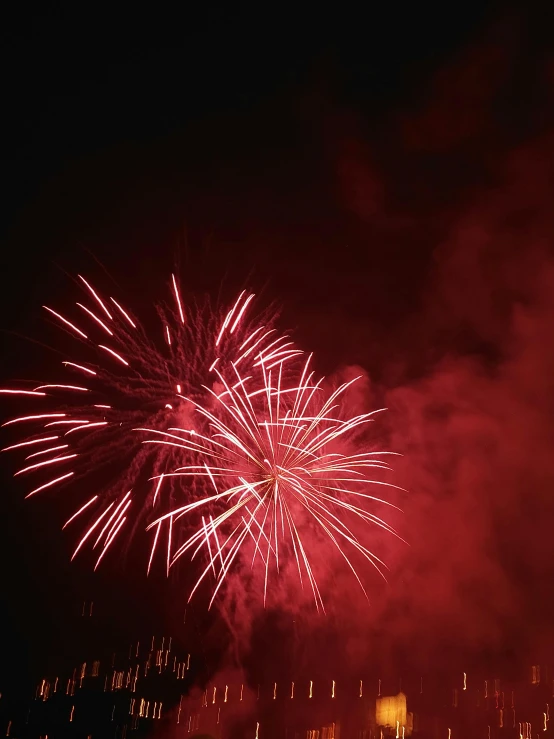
[1,273,401,606]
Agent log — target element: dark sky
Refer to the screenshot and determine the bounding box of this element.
[2,2,554,699]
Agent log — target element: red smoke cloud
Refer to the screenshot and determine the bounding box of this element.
[225,20,554,672]
[318,131,554,670]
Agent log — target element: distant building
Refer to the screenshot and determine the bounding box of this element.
[376,692,413,736]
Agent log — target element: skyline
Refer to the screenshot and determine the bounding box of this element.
[3,599,553,738]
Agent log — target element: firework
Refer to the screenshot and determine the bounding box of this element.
[1,273,400,606]
[1,276,290,572]
[141,350,401,610]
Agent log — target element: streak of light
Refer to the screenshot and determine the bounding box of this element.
[43,307,88,339]
[62,362,96,375]
[71,502,116,559]
[2,436,59,452]
[171,274,185,324]
[26,472,74,498]
[77,303,113,335]
[34,385,89,392]
[230,293,254,333]
[65,421,108,435]
[215,291,246,346]
[0,389,45,396]
[98,345,129,366]
[3,413,65,427]
[45,419,89,427]
[62,496,99,529]
[78,276,113,319]
[15,454,77,476]
[110,297,137,328]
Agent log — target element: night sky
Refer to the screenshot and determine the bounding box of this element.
[2,2,553,704]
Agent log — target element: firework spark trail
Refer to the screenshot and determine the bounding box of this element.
[0,276,288,574]
[142,350,402,608]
